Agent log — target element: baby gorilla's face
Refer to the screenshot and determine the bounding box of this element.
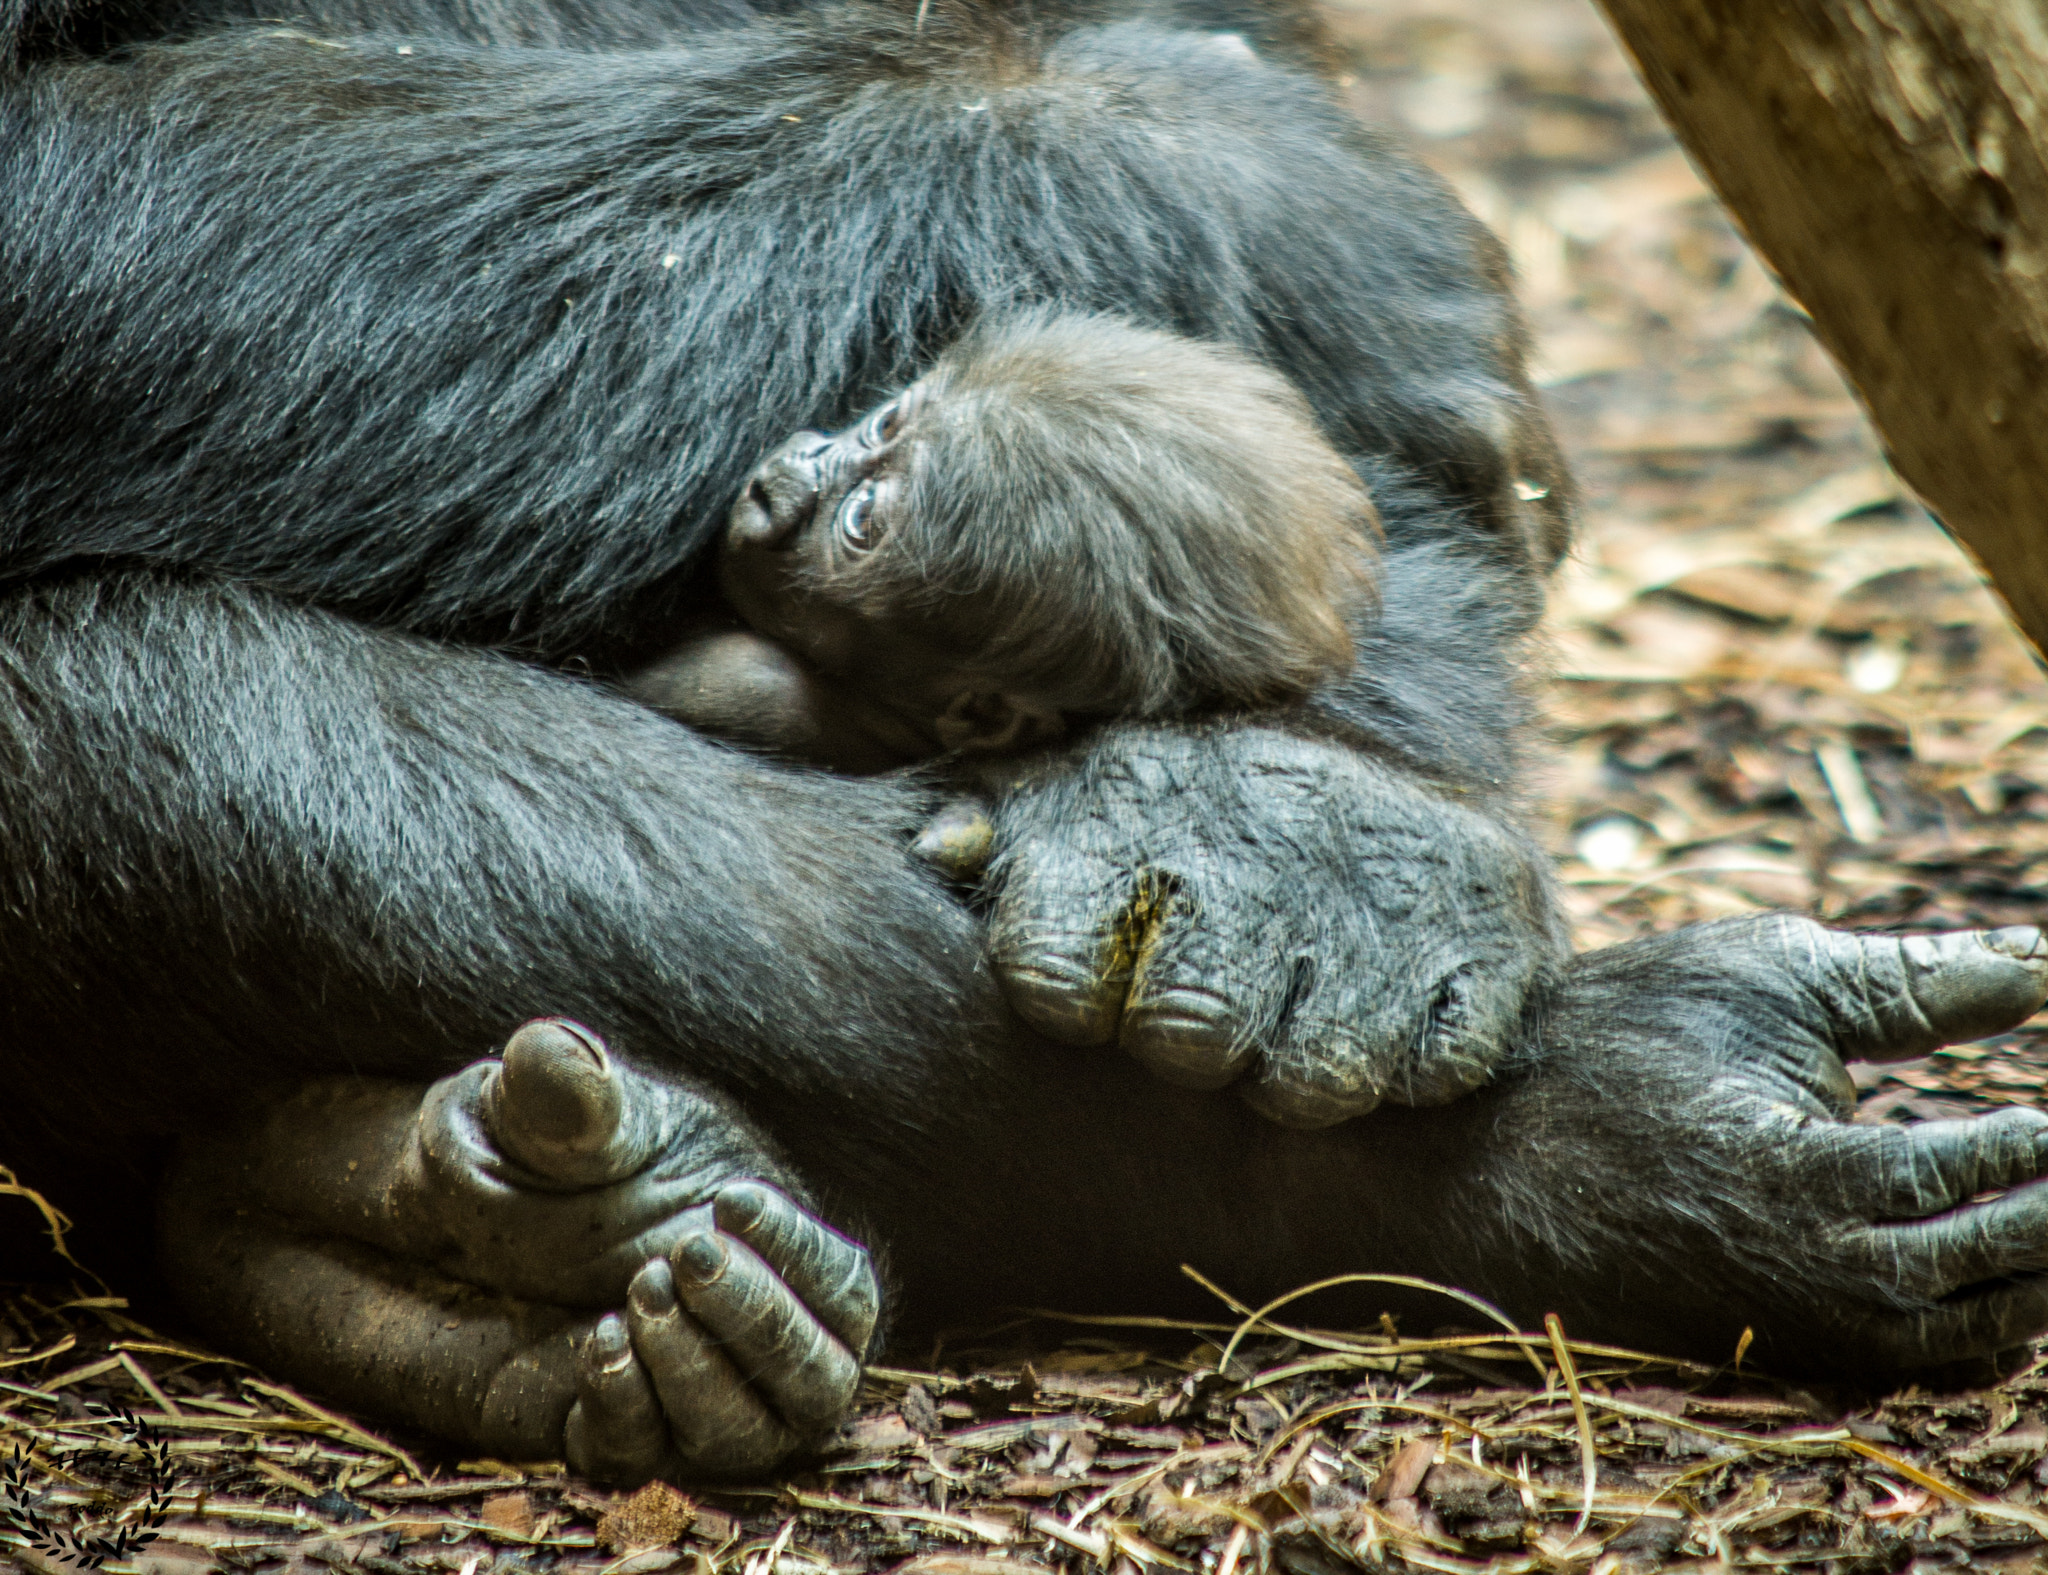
[717,393,962,740]
[717,391,1066,759]
[720,396,923,668]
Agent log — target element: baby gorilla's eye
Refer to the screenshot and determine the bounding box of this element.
[836,480,882,551]
[862,402,903,447]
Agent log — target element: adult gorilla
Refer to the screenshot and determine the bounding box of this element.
[3,0,2048,1486]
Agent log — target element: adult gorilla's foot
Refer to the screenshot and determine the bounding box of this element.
[982,724,1564,1127]
[160,1021,877,1480]
[1455,916,2048,1374]
[567,1184,876,1481]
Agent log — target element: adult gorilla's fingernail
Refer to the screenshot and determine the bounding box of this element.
[674,1232,729,1285]
[631,1257,678,1317]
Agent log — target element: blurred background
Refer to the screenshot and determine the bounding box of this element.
[1316,0,2048,1119]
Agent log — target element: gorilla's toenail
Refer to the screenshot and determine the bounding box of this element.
[592,1312,630,1357]
[1983,927,2048,962]
[675,1233,728,1284]
[631,1258,678,1317]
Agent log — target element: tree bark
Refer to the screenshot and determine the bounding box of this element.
[1587,0,2048,663]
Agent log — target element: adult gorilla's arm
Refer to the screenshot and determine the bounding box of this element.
[0,13,1570,1124]
[1430,917,2048,1370]
[160,913,2048,1484]
[0,572,956,1471]
[0,575,991,1172]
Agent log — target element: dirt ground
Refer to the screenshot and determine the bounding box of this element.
[10,1,2048,1571]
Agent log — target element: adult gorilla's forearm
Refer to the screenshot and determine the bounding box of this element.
[0,575,994,1178]
[159,913,2048,1482]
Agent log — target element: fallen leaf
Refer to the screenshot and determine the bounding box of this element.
[480,1489,534,1537]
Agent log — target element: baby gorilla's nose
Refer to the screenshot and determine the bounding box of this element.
[728,432,828,548]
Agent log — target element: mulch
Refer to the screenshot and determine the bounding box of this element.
[6,1278,2048,1573]
[11,0,2048,1569]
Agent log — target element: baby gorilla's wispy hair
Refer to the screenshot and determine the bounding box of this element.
[859,310,1379,717]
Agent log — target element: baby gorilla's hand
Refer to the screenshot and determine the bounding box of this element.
[160,1021,878,1481]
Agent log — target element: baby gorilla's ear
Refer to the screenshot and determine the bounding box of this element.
[934,691,1065,755]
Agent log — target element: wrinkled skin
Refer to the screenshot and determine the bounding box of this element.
[983,726,1558,1123]
[164,1021,879,1480]
[163,916,2048,1481]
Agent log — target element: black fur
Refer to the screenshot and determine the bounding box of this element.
[0,0,1563,1191]
[0,1,1567,669]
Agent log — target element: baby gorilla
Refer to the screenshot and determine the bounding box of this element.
[624,313,1379,773]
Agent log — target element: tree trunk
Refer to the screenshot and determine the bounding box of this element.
[1587,0,2048,663]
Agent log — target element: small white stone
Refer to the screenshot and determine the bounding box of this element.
[1575,816,1643,873]
[1846,640,1906,694]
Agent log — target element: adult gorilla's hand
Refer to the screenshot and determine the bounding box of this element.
[973,724,1563,1127]
[1463,916,2048,1372]
[159,1021,877,1481]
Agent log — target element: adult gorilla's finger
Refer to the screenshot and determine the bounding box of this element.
[1246,951,1534,1128]
[564,1313,670,1485]
[1118,873,1263,1092]
[670,1227,863,1433]
[1240,1017,1386,1128]
[987,834,1135,1045]
[714,1183,881,1357]
[1783,921,2048,1064]
[625,1257,798,1474]
[1859,1178,2048,1295]
[1853,1108,2048,1218]
[1853,1277,2048,1370]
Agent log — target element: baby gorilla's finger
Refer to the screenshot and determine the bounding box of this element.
[670,1227,863,1434]
[987,837,1134,1045]
[911,798,996,881]
[1854,1108,2048,1219]
[1859,1178,2048,1296]
[1786,921,2048,1064]
[626,1257,798,1474]
[564,1313,671,1485]
[714,1184,880,1357]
